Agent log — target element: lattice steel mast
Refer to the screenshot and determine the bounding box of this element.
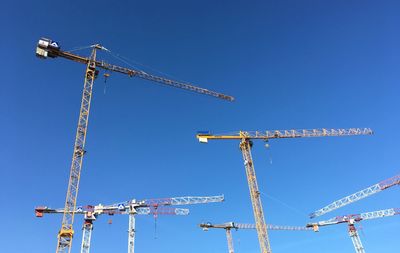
[53,44,99,253]
[36,38,233,253]
[80,213,95,253]
[348,223,365,253]
[196,128,372,253]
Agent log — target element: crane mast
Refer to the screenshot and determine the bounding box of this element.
[197,128,372,253]
[310,174,400,218]
[348,223,365,253]
[56,45,100,253]
[240,139,271,253]
[36,37,233,253]
[81,213,95,253]
[226,228,234,253]
[128,210,136,253]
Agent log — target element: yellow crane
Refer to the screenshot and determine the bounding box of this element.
[35,38,234,253]
[196,128,373,253]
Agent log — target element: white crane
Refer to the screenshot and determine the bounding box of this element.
[199,222,313,253]
[36,195,224,253]
[307,208,400,253]
[310,174,400,218]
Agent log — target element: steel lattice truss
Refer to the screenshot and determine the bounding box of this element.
[36,205,189,253]
[307,208,400,253]
[348,224,365,253]
[36,37,234,253]
[196,127,372,253]
[144,195,225,206]
[56,48,98,253]
[200,222,312,253]
[97,61,234,101]
[310,174,400,218]
[37,39,234,102]
[35,205,189,216]
[307,208,400,227]
[200,222,312,231]
[306,208,400,253]
[241,140,272,253]
[80,222,93,253]
[225,229,234,253]
[36,195,223,253]
[197,128,373,142]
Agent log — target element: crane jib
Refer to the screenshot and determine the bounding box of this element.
[36,38,234,101]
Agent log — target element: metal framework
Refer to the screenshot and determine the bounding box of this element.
[36,205,188,253]
[348,223,365,253]
[196,128,372,253]
[128,211,136,253]
[125,195,223,253]
[310,174,400,218]
[144,195,225,206]
[80,213,96,253]
[307,208,400,253]
[200,222,312,231]
[200,222,312,253]
[36,195,223,253]
[226,228,234,253]
[240,140,271,253]
[36,38,233,253]
[197,128,373,142]
[55,46,99,253]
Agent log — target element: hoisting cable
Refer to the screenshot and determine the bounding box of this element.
[104,48,193,85]
[64,45,94,53]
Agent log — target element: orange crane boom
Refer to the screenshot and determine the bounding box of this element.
[196,128,372,253]
[36,38,234,253]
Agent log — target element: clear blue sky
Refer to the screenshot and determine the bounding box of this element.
[1,0,399,252]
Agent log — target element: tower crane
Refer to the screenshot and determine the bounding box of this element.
[309,174,400,218]
[199,222,312,253]
[125,195,224,253]
[196,128,373,253]
[36,195,224,253]
[35,38,233,253]
[36,205,188,253]
[307,208,400,253]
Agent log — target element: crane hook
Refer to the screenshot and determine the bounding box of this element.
[103,73,110,94]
